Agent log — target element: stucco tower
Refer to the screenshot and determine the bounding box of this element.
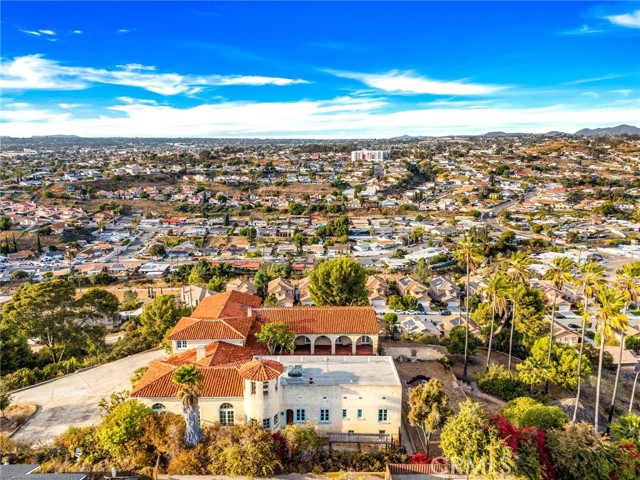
[239,359,284,431]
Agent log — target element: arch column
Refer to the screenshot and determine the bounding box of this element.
[350,335,359,355]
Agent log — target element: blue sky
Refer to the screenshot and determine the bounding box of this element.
[1,1,639,137]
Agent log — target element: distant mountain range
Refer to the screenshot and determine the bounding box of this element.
[574,124,640,136]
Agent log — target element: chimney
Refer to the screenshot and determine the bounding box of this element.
[196,344,206,361]
[247,307,253,317]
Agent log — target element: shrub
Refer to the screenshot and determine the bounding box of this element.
[500,397,569,432]
[442,325,482,355]
[547,422,614,480]
[477,364,532,402]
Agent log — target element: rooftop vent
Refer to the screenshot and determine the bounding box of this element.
[288,365,303,377]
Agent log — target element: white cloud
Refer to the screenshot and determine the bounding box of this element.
[605,10,640,29]
[562,25,603,35]
[39,30,56,36]
[2,96,638,138]
[329,69,504,96]
[117,29,131,34]
[0,55,309,94]
[611,89,633,96]
[562,74,626,86]
[72,30,83,35]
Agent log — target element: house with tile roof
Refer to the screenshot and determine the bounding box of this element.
[366,275,390,307]
[131,290,395,437]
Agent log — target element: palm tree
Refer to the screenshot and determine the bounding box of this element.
[452,235,485,379]
[543,256,576,393]
[593,285,626,432]
[572,260,605,426]
[503,251,533,371]
[173,364,204,447]
[607,262,640,429]
[483,272,509,368]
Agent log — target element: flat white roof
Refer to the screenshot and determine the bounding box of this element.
[257,355,402,387]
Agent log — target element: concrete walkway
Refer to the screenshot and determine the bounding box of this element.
[11,348,166,443]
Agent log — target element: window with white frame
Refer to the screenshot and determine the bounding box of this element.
[342,409,347,418]
[176,340,187,349]
[274,413,279,426]
[357,409,363,419]
[219,403,234,426]
[262,418,271,429]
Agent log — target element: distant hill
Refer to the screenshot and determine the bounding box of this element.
[574,124,640,136]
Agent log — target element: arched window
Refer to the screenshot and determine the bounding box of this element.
[219,403,235,426]
[151,403,165,413]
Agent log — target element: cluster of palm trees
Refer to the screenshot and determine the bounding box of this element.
[455,233,640,432]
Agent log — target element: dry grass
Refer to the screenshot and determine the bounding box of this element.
[0,404,38,435]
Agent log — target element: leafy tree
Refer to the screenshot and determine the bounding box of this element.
[443,325,482,356]
[148,243,166,259]
[255,322,295,354]
[98,390,130,415]
[440,399,515,479]
[0,320,35,374]
[2,280,105,363]
[0,216,12,231]
[0,384,12,419]
[77,288,119,325]
[477,364,531,402]
[308,257,368,306]
[253,269,272,297]
[97,400,153,460]
[611,413,640,448]
[287,202,305,215]
[407,379,452,455]
[547,422,613,480]
[282,420,320,460]
[383,312,398,337]
[206,276,226,292]
[500,397,569,432]
[262,294,282,306]
[173,364,204,447]
[209,423,283,476]
[517,337,591,390]
[121,290,139,311]
[139,294,187,342]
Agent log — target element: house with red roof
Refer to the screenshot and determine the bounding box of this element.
[130,291,399,438]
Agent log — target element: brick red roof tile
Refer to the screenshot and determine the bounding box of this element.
[238,359,283,381]
[131,361,244,398]
[256,306,379,335]
[191,290,262,318]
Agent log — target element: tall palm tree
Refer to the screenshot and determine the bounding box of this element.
[173,364,204,447]
[543,256,576,393]
[593,285,626,432]
[572,260,605,426]
[452,234,485,379]
[483,272,509,368]
[607,262,640,429]
[503,251,533,371]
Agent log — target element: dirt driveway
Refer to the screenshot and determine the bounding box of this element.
[11,348,166,443]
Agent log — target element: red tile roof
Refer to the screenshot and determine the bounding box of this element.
[238,359,283,381]
[166,316,252,341]
[165,338,268,367]
[131,362,244,398]
[256,306,379,335]
[191,290,262,319]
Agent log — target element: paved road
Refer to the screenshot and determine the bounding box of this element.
[11,348,166,443]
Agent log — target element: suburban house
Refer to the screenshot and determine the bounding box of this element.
[131,291,398,437]
[366,275,390,307]
[396,276,432,308]
[429,276,460,306]
[267,277,295,306]
[180,284,215,307]
[226,278,258,296]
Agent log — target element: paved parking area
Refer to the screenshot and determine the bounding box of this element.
[11,348,166,443]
